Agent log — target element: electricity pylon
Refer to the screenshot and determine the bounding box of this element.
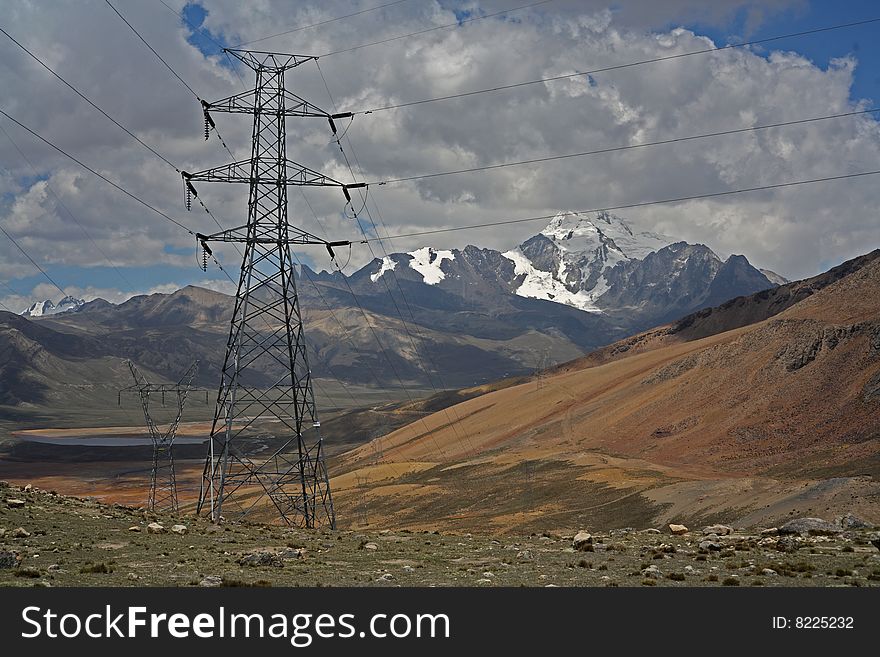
[187,49,362,528]
[119,360,201,513]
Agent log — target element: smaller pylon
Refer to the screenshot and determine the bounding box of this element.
[119,360,202,513]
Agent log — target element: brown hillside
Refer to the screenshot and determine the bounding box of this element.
[330,254,880,533]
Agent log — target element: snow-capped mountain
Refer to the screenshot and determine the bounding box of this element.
[502,211,673,311]
[355,210,775,325]
[22,295,85,317]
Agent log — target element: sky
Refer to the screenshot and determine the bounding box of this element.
[1,0,879,311]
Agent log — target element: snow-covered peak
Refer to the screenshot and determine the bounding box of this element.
[503,211,677,313]
[21,295,85,317]
[370,256,398,283]
[540,211,670,261]
[407,247,455,285]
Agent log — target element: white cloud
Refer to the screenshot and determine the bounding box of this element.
[0,0,875,294]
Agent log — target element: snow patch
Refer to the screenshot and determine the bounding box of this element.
[503,248,602,313]
[22,295,84,317]
[370,256,398,282]
[407,247,455,285]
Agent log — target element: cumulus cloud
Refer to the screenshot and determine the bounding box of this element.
[0,0,876,305]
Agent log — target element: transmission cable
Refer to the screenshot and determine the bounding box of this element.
[105,0,201,100]
[369,107,880,185]
[107,0,238,162]
[317,61,477,457]
[350,16,880,114]
[319,0,555,57]
[0,25,179,171]
[0,223,67,299]
[234,0,415,48]
[0,123,133,288]
[0,108,196,236]
[360,169,880,242]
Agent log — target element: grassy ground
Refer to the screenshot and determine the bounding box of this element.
[1,481,878,588]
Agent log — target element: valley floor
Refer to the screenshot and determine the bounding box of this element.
[1,481,878,588]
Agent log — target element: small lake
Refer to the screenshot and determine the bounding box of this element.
[17,435,208,447]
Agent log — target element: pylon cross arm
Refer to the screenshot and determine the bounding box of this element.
[182,158,348,187]
[203,89,332,119]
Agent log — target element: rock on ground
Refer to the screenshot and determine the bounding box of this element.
[572,531,593,550]
[239,551,283,567]
[146,522,166,534]
[703,525,733,536]
[669,524,689,535]
[778,518,841,536]
[0,551,20,569]
[170,525,187,535]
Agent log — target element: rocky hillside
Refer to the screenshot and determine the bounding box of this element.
[330,250,880,533]
[1,482,877,587]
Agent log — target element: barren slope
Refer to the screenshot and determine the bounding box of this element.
[330,255,880,533]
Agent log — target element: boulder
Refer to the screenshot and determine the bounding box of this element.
[572,531,593,550]
[362,542,379,551]
[778,518,841,536]
[703,525,733,536]
[199,575,223,587]
[170,525,188,535]
[871,538,880,552]
[279,548,305,560]
[776,536,801,552]
[668,524,689,535]
[0,551,20,569]
[146,522,166,534]
[6,499,26,509]
[699,540,722,552]
[836,514,871,530]
[642,565,661,578]
[12,527,31,539]
[238,551,283,567]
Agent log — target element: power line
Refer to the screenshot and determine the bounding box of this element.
[316,61,476,457]
[0,223,67,299]
[155,0,226,50]
[0,108,196,236]
[360,168,880,242]
[0,25,179,171]
[105,0,201,100]
[370,107,880,185]
[110,1,239,163]
[351,16,880,114]
[234,0,415,48]
[0,123,133,288]
[319,0,555,57]
[154,1,251,94]
[1,19,236,229]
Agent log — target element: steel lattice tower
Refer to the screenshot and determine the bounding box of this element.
[119,360,200,513]
[187,49,360,528]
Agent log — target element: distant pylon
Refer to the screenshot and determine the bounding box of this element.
[535,348,551,389]
[119,360,200,513]
[188,49,362,528]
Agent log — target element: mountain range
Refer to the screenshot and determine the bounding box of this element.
[22,295,85,317]
[332,248,880,532]
[1,211,780,418]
